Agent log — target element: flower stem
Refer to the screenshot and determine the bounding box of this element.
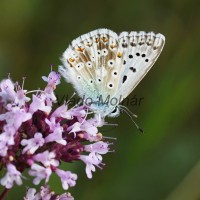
[0,188,10,200]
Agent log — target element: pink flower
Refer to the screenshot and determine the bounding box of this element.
[84,141,109,154]
[21,132,45,154]
[0,70,113,195]
[87,116,105,127]
[42,72,61,106]
[80,121,98,135]
[15,89,30,107]
[42,71,61,87]
[0,140,8,157]
[0,163,22,188]
[24,185,74,200]
[79,152,103,179]
[0,106,32,130]
[39,185,52,200]
[83,132,103,142]
[68,106,87,118]
[29,164,52,185]
[0,125,16,145]
[24,188,40,200]
[29,95,51,114]
[45,118,66,145]
[0,79,16,103]
[55,168,77,190]
[51,104,73,120]
[45,126,66,145]
[67,120,98,140]
[0,125,16,156]
[33,151,59,167]
[58,192,74,200]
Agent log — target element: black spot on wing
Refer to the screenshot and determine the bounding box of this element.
[122,75,127,83]
[129,54,133,59]
[136,53,140,56]
[129,67,136,72]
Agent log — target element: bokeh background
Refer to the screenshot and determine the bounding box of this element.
[0,0,200,199]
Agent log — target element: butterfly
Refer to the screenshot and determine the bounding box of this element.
[59,28,165,119]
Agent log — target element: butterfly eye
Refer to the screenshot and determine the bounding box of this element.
[86,61,92,68]
[111,107,118,114]
[102,49,108,56]
[108,106,120,117]
[108,60,115,68]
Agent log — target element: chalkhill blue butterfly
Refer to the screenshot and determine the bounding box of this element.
[59,28,165,120]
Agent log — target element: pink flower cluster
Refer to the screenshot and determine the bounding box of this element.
[0,71,111,198]
[24,185,74,200]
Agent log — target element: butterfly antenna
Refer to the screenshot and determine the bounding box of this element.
[119,105,138,118]
[103,136,117,140]
[66,92,77,105]
[119,105,144,133]
[104,122,118,126]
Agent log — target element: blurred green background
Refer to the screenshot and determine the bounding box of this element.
[0,0,200,199]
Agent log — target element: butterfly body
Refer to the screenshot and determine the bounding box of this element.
[59,29,165,118]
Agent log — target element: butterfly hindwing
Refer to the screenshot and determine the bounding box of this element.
[114,31,165,101]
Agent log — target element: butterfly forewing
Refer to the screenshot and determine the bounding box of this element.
[60,29,122,103]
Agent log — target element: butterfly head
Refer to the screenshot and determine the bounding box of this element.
[89,101,120,118]
[107,106,120,117]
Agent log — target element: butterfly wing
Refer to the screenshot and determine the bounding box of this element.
[114,31,165,102]
[59,29,124,106]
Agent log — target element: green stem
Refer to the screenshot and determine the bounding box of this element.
[0,188,10,200]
